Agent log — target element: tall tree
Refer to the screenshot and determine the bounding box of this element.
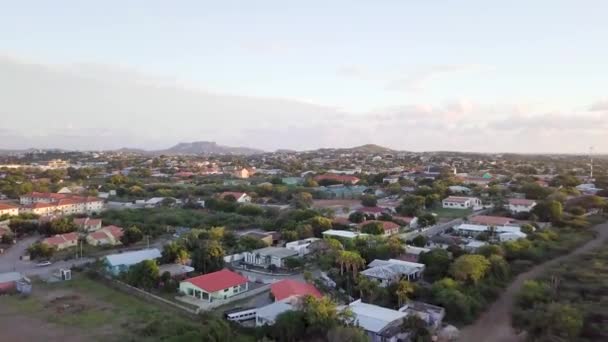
[450,254,490,284]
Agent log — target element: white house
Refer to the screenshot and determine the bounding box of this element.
[361,259,425,287]
[242,247,299,268]
[322,229,368,240]
[442,196,482,210]
[219,192,251,203]
[346,300,408,342]
[507,198,537,213]
[285,237,320,257]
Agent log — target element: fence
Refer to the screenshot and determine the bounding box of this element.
[94,274,200,319]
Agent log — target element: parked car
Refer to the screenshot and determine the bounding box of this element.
[36,260,52,267]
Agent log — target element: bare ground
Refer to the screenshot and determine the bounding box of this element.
[457,221,608,342]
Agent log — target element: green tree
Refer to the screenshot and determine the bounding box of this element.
[361,221,384,235]
[161,242,190,264]
[450,254,491,284]
[326,326,369,342]
[411,235,427,247]
[532,200,563,223]
[417,213,437,227]
[516,280,551,309]
[361,194,378,207]
[121,226,144,245]
[418,249,451,281]
[291,192,314,209]
[309,216,333,237]
[126,259,160,290]
[28,242,55,259]
[397,195,426,216]
[396,279,415,307]
[348,211,365,223]
[272,310,307,342]
[192,240,225,274]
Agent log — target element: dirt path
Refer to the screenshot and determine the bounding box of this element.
[457,221,608,342]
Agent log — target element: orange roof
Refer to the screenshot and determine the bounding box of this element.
[0,203,18,210]
[271,279,322,301]
[470,215,513,226]
[443,196,475,203]
[73,218,102,227]
[360,220,400,232]
[43,232,78,246]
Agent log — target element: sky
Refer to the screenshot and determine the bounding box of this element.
[1,0,607,153]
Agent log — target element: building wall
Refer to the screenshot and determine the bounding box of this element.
[179,282,248,302]
[0,208,19,216]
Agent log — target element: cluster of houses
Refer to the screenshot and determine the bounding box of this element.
[41,217,124,251]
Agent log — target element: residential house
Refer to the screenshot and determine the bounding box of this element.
[427,236,463,250]
[382,175,400,184]
[314,173,360,185]
[361,259,425,287]
[285,237,320,256]
[240,231,273,246]
[282,177,304,186]
[469,215,515,226]
[357,206,392,219]
[400,245,431,262]
[255,300,295,327]
[359,220,400,236]
[442,196,482,210]
[319,185,368,199]
[507,199,537,213]
[346,300,408,342]
[104,248,162,276]
[270,279,322,301]
[392,216,418,229]
[401,301,446,330]
[242,247,299,268]
[0,203,19,217]
[219,192,251,203]
[448,185,471,194]
[20,192,104,216]
[179,269,248,302]
[86,225,124,246]
[455,223,526,240]
[322,229,368,240]
[42,232,79,251]
[73,217,102,232]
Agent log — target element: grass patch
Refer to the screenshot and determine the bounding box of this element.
[427,207,472,219]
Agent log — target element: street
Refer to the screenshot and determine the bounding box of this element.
[0,236,93,277]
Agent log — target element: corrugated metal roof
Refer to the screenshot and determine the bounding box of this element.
[104,248,161,267]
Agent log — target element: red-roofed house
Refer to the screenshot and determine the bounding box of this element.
[0,203,19,217]
[218,192,251,203]
[271,279,322,301]
[42,232,79,250]
[507,199,537,213]
[179,269,248,302]
[73,217,102,232]
[469,215,514,226]
[359,220,400,236]
[357,206,391,219]
[392,216,419,228]
[314,173,360,185]
[86,225,124,246]
[19,192,104,216]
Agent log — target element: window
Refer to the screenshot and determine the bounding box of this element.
[224,288,229,292]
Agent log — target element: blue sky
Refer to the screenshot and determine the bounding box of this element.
[1,1,607,152]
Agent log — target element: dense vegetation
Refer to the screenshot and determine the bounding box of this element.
[512,243,608,341]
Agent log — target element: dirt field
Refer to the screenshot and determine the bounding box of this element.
[0,274,190,342]
[457,220,608,342]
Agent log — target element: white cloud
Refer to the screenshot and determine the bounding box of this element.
[0,54,606,153]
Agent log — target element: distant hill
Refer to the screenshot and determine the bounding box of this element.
[347,144,396,154]
[155,141,264,155]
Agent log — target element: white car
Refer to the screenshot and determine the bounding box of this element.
[36,261,52,267]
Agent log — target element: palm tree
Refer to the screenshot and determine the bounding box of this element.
[396,279,414,307]
[356,275,378,302]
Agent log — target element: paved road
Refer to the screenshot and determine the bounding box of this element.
[0,236,94,277]
[457,220,608,342]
